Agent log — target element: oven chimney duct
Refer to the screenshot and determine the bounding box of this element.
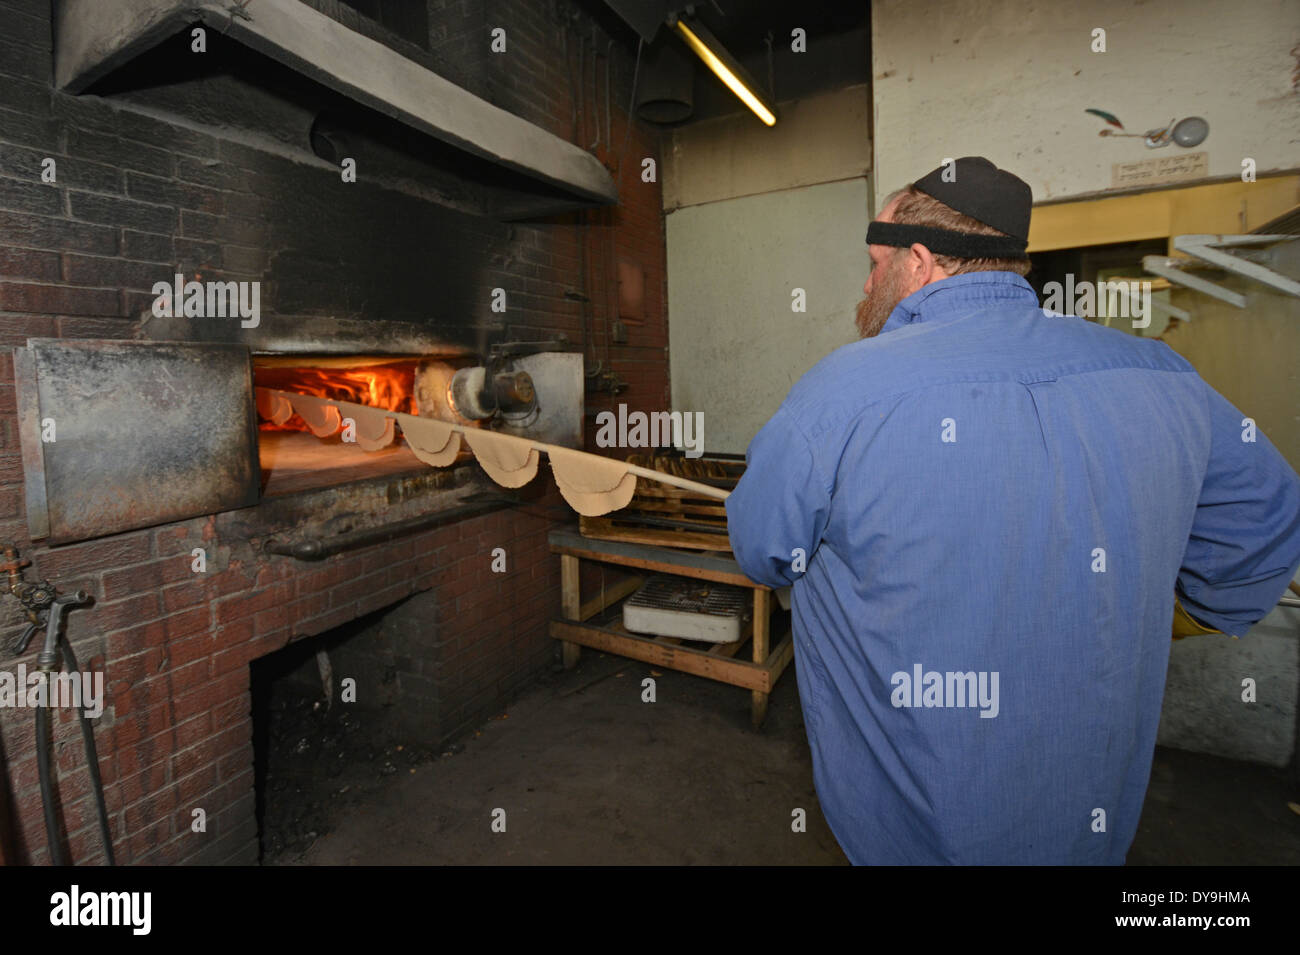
[636,37,694,123]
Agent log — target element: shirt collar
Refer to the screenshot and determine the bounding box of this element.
[879,271,1038,335]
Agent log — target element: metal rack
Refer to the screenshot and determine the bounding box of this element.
[1143,233,1300,310]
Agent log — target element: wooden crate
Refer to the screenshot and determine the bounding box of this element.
[579,453,744,551]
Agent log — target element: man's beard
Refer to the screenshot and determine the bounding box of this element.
[855,257,912,339]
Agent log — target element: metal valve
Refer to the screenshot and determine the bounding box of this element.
[3,542,91,669]
[449,365,537,420]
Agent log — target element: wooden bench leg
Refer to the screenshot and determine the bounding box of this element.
[561,554,581,669]
[751,588,770,728]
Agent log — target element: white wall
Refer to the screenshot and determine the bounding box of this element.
[664,85,871,453]
[871,0,1300,208]
[666,178,870,452]
[663,85,871,211]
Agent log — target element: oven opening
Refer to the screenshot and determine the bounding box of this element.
[253,354,471,496]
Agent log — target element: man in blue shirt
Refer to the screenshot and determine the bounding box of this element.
[725,157,1300,865]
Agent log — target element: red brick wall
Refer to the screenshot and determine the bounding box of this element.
[0,0,668,865]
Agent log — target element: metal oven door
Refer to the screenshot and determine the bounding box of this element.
[14,339,260,544]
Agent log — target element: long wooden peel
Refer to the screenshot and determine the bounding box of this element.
[619,463,730,500]
[260,388,732,502]
[499,438,731,500]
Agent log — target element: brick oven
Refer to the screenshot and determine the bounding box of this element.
[0,0,669,865]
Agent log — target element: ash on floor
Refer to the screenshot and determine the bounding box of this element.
[253,670,441,863]
[262,649,847,865]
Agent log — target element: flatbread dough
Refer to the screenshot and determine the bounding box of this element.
[345,405,396,451]
[548,447,638,516]
[289,394,341,437]
[400,415,461,467]
[256,388,293,426]
[462,428,540,489]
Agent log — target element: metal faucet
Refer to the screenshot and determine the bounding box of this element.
[2,543,90,671]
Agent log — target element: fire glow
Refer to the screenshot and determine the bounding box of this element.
[254,360,418,433]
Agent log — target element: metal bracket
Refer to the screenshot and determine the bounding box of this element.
[488,338,576,359]
[1143,234,1300,310]
[1142,295,1191,322]
[1174,234,1300,297]
[1142,256,1246,309]
[1110,280,1191,324]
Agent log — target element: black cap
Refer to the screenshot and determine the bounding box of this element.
[913,157,1033,241]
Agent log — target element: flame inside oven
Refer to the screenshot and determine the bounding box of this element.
[253,356,470,493]
[253,357,421,433]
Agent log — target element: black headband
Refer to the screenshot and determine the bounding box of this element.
[866,222,1028,259]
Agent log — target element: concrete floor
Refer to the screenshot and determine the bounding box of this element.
[1130,747,1300,865]
[276,651,1300,866]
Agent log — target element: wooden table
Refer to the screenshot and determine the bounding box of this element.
[548,528,795,728]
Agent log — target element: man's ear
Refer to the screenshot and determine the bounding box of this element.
[908,242,939,287]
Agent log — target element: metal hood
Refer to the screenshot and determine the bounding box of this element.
[54,0,618,213]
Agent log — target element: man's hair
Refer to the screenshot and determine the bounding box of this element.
[885,185,1032,277]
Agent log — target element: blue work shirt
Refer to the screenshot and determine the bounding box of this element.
[726,271,1300,865]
